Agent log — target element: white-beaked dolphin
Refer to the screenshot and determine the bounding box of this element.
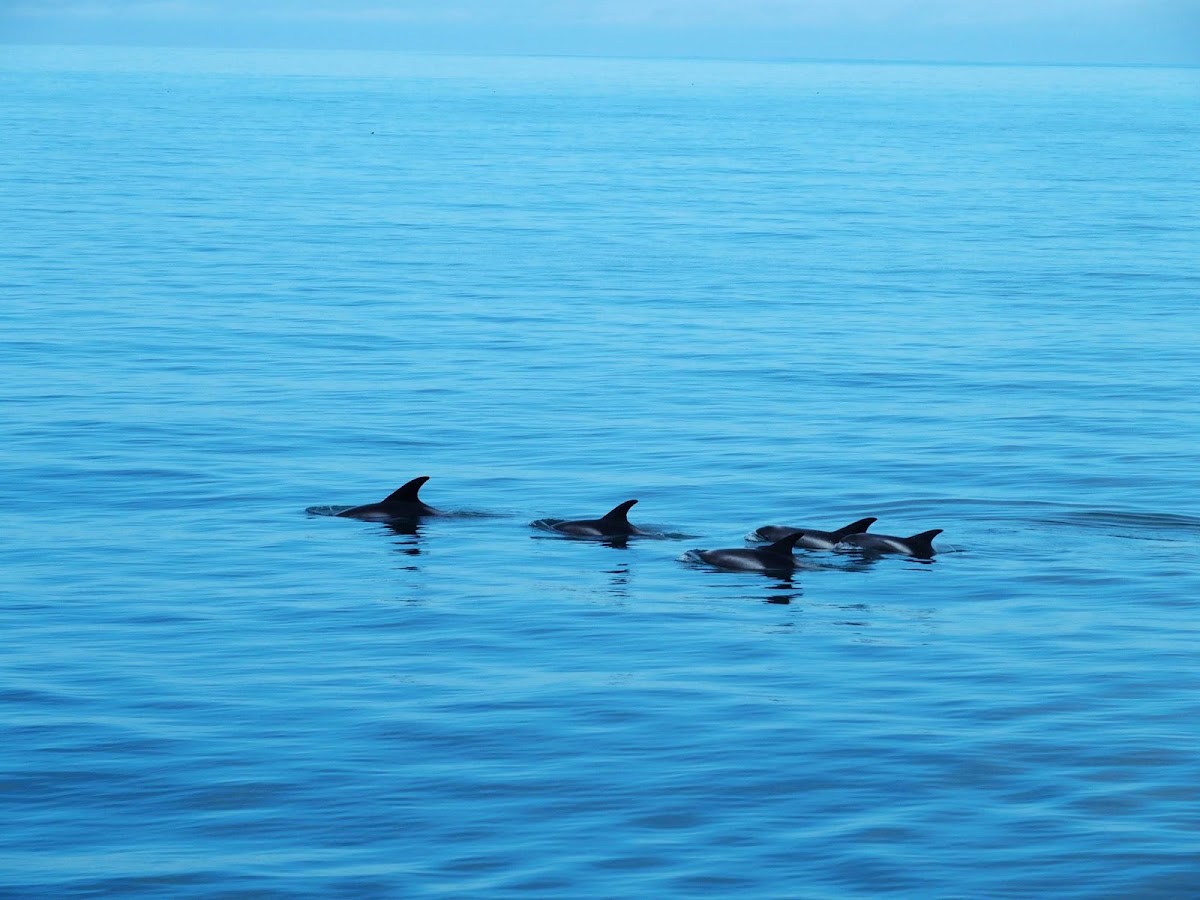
[536,500,643,538]
[686,532,806,573]
[748,517,878,550]
[836,529,943,559]
[329,476,440,522]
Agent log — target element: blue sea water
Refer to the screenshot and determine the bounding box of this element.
[2,44,1199,896]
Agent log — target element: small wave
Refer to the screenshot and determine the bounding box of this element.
[1036,509,1200,536]
[436,509,510,519]
[305,505,353,517]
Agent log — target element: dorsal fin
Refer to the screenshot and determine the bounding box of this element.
[379,476,430,510]
[829,517,877,541]
[600,499,638,523]
[766,531,805,556]
[905,529,943,556]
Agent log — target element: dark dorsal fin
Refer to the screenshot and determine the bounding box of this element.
[600,499,638,523]
[379,476,430,511]
[905,529,944,556]
[766,531,805,556]
[829,517,878,541]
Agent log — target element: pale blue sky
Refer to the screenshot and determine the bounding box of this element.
[2,0,1197,64]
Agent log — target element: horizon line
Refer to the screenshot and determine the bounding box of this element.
[5,39,1198,71]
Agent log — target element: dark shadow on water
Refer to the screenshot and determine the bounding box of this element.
[679,553,803,605]
[830,548,938,570]
[386,519,422,570]
[606,562,632,599]
[384,517,421,537]
[529,528,633,550]
[759,573,801,605]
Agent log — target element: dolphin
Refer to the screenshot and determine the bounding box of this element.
[835,529,943,559]
[537,499,642,538]
[333,476,439,522]
[748,517,878,550]
[687,532,806,573]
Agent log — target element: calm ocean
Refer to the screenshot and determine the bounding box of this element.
[2,45,1198,897]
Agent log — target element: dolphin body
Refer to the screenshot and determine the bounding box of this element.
[836,529,943,559]
[333,476,440,522]
[749,517,878,550]
[687,532,806,573]
[539,500,642,538]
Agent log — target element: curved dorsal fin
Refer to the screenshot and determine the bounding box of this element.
[905,529,943,556]
[379,476,430,510]
[830,517,877,541]
[766,531,805,556]
[600,499,638,523]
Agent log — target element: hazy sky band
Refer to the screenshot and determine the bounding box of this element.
[3,0,1198,64]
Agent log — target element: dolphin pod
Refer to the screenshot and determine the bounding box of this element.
[309,477,944,568]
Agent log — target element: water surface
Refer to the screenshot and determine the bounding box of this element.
[2,46,1199,896]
